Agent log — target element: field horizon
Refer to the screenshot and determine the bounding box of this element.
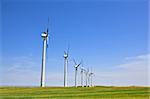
[0,85,149,87]
[0,86,149,99]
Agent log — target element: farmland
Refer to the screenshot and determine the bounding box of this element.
[0,86,149,99]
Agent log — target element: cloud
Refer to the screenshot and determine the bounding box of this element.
[94,54,149,86]
[124,54,148,62]
[0,55,41,86]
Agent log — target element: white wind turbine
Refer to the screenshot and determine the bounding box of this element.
[85,68,89,87]
[40,19,49,87]
[80,61,86,87]
[73,59,81,87]
[63,46,69,87]
[89,72,94,87]
[90,67,94,87]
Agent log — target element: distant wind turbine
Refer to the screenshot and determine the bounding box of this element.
[63,46,69,87]
[89,72,94,87]
[85,68,89,87]
[73,59,81,87]
[80,61,86,87]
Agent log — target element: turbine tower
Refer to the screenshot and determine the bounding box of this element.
[40,20,49,87]
[63,47,69,87]
[73,59,81,87]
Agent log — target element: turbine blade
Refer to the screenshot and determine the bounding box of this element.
[47,17,49,33]
[67,44,70,55]
[79,61,82,66]
[73,59,77,65]
[47,28,48,33]
[47,36,49,48]
[64,51,67,55]
[77,62,81,68]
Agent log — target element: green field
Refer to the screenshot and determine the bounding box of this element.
[0,86,149,99]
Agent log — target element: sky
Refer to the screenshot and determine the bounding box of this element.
[0,0,149,86]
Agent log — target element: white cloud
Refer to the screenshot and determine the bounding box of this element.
[94,54,149,86]
[0,55,41,86]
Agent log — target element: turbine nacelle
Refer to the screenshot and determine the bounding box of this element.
[63,51,68,59]
[80,66,86,72]
[80,65,85,70]
[63,54,68,58]
[75,64,80,68]
[89,72,94,76]
[41,32,48,38]
[73,59,81,68]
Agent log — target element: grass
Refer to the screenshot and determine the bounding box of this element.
[0,86,149,99]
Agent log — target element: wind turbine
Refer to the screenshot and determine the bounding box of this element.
[89,70,94,87]
[63,46,69,87]
[40,19,49,87]
[85,68,89,87]
[80,61,86,87]
[89,67,94,87]
[73,59,81,87]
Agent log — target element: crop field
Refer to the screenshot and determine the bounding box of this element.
[0,86,149,99]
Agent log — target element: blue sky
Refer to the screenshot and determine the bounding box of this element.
[0,0,149,86]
